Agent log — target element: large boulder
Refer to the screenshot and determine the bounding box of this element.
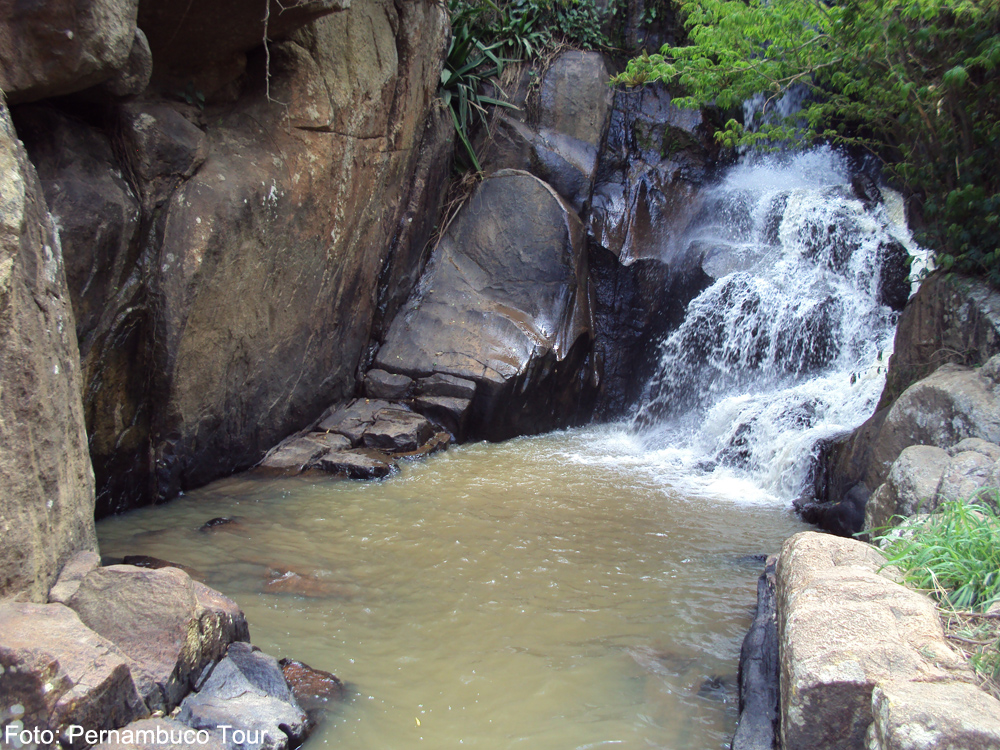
[0,0,140,103]
[776,532,974,750]
[375,170,597,439]
[66,565,249,712]
[0,602,149,746]
[0,99,96,601]
[9,0,451,514]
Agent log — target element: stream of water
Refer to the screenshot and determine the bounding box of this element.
[96,148,918,749]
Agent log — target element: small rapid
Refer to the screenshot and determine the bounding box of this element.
[631,148,922,502]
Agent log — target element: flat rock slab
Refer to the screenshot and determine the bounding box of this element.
[92,718,227,750]
[776,532,974,750]
[364,369,414,399]
[67,565,249,712]
[360,408,435,453]
[415,373,477,400]
[178,642,308,750]
[48,550,102,605]
[311,450,394,480]
[317,399,399,444]
[0,602,148,747]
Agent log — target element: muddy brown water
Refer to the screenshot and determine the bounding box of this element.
[97,425,807,749]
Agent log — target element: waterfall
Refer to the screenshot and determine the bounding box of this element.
[629,148,922,502]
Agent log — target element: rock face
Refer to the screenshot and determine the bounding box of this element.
[375,170,597,439]
[0,0,140,103]
[776,532,975,750]
[816,273,1000,524]
[586,83,720,416]
[66,565,249,712]
[0,100,97,601]
[0,602,149,746]
[13,0,452,514]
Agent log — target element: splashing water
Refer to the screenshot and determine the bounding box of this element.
[631,148,920,501]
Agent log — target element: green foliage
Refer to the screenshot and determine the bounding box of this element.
[443,0,608,171]
[613,0,1000,286]
[442,5,518,171]
[876,500,1000,612]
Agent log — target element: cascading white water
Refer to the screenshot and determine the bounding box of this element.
[630,148,924,502]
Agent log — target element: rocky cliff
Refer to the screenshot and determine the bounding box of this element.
[6,0,452,518]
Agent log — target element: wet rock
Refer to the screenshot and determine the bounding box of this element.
[67,565,249,712]
[868,681,1000,750]
[177,642,308,750]
[796,482,869,537]
[200,517,240,532]
[257,436,329,474]
[92,717,227,750]
[0,99,97,601]
[48,550,102,605]
[880,272,1000,410]
[776,533,973,750]
[0,0,139,103]
[317,399,398,444]
[263,566,359,599]
[410,396,472,439]
[364,369,414,400]
[279,658,347,724]
[311,450,394,480]
[878,239,911,312]
[732,559,779,750]
[415,373,477,400]
[375,170,596,440]
[863,445,951,532]
[361,408,435,453]
[0,602,149,747]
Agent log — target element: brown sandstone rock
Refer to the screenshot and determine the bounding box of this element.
[279,658,347,718]
[0,99,97,601]
[0,0,139,103]
[375,170,597,440]
[48,551,102,605]
[0,602,148,746]
[868,681,1000,750]
[864,445,951,532]
[66,565,249,712]
[776,532,973,750]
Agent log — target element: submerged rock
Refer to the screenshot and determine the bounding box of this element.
[279,657,348,725]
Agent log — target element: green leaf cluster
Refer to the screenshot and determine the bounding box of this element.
[613,0,1000,286]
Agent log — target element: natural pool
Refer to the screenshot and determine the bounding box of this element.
[98,424,807,750]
